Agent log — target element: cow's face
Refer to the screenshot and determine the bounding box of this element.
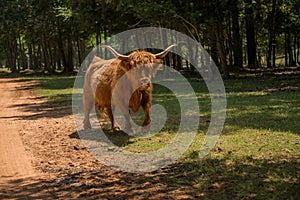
[119,51,162,91]
[101,45,176,91]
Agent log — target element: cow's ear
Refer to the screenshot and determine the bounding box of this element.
[92,56,103,63]
[151,63,162,77]
[119,59,132,72]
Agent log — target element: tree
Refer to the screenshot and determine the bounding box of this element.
[231,0,243,70]
[244,0,257,69]
[0,0,299,74]
[266,0,277,68]
[279,0,300,66]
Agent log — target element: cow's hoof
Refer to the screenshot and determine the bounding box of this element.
[98,119,106,128]
[124,127,134,134]
[83,123,92,130]
[112,127,121,131]
[113,126,121,131]
[141,125,150,133]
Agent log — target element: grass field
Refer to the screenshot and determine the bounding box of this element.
[1,69,299,199]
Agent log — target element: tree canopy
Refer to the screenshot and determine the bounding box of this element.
[0,0,299,75]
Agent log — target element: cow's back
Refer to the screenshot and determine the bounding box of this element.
[84,57,114,98]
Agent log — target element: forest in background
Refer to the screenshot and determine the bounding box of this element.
[0,0,299,77]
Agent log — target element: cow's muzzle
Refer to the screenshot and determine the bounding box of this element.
[138,78,151,89]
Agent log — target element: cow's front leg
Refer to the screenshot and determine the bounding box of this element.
[141,102,151,132]
[140,91,152,132]
[123,111,132,133]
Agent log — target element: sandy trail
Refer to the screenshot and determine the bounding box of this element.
[0,79,36,179]
[0,78,51,199]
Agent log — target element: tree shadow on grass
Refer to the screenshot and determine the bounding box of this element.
[225,91,300,135]
[1,156,299,199]
[58,128,300,199]
[224,73,300,135]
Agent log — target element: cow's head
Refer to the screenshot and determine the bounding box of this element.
[101,45,176,91]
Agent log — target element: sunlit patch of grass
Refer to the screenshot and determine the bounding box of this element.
[211,128,299,159]
[23,76,76,105]
[122,132,176,153]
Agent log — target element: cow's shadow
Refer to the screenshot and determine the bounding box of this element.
[69,129,133,147]
[103,129,133,147]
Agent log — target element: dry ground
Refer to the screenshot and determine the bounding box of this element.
[0,78,194,200]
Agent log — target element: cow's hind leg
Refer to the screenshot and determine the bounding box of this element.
[95,103,106,128]
[107,106,121,131]
[83,95,93,129]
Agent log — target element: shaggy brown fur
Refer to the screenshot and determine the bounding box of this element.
[83,49,166,132]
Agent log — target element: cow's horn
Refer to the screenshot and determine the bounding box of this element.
[100,45,129,60]
[155,44,177,59]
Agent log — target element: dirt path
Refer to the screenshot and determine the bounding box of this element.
[0,79,36,179]
[0,78,193,199]
[0,78,52,199]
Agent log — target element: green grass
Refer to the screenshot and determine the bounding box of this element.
[34,76,75,105]
[0,68,19,77]
[23,75,76,105]
[0,69,75,105]
[2,70,299,199]
[95,73,300,199]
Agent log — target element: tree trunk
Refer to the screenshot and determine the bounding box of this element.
[58,29,67,69]
[53,42,62,71]
[36,44,42,70]
[207,26,219,67]
[215,22,228,77]
[76,32,82,66]
[95,24,101,56]
[297,36,300,65]
[293,34,297,66]
[185,60,189,71]
[287,30,295,66]
[64,33,74,73]
[41,33,52,73]
[232,0,243,70]
[267,0,277,68]
[267,32,272,68]
[49,41,55,72]
[226,17,233,67]
[171,53,176,70]
[161,28,171,68]
[31,40,39,70]
[245,0,257,69]
[104,26,108,59]
[285,31,288,66]
[6,35,18,73]
[28,43,33,69]
[18,34,27,70]
[176,54,182,70]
